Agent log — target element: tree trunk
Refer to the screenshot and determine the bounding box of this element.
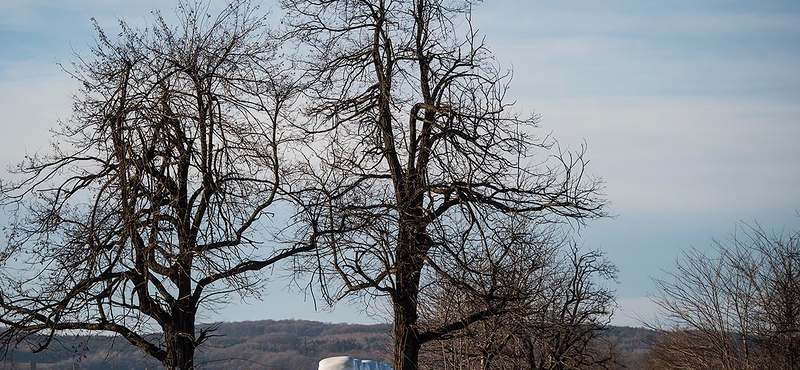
[393,230,425,370]
[393,279,421,370]
[164,326,195,370]
[175,335,195,370]
[166,259,196,370]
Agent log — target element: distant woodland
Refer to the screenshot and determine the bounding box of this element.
[1,320,658,370]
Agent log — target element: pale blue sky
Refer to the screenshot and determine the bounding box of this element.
[1,0,799,327]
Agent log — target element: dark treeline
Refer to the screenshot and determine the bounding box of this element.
[1,320,657,370]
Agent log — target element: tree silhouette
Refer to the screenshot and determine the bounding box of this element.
[282,0,607,368]
[0,2,305,369]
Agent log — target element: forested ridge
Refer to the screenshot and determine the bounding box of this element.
[2,320,657,370]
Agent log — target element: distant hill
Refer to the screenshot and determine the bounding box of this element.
[605,326,663,369]
[2,321,657,370]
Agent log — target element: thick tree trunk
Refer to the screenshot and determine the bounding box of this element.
[166,258,197,370]
[171,337,195,370]
[393,227,425,370]
[393,273,421,370]
[164,322,195,370]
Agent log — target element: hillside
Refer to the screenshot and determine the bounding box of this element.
[2,321,656,370]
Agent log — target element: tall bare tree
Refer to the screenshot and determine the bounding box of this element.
[0,2,305,369]
[647,222,800,370]
[281,1,607,369]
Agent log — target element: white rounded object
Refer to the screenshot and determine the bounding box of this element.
[319,356,356,370]
[319,356,392,370]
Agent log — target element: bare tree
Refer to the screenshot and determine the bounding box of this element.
[647,222,800,370]
[419,239,618,370]
[416,219,563,370]
[518,245,618,370]
[280,1,607,369]
[0,2,305,369]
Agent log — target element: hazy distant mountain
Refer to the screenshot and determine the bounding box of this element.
[2,320,657,370]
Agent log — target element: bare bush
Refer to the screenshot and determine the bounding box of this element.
[648,222,800,370]
[419,236,619,370]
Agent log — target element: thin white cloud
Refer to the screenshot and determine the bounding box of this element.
[532,96,800,214]
[475,0,800,39]
[0,0,168,28]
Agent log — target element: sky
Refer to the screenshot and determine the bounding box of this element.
[0,0,799,328]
